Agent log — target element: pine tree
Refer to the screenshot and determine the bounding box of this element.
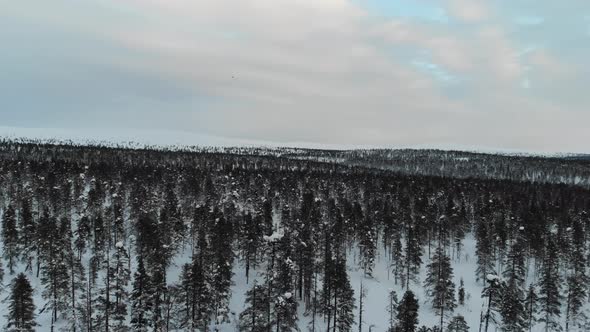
[240,282,271,332]
[175,249,213,331]
[499,237,527,332]
[424,247,456,329]
[274,235,298,332]
[38,213,70,331]
[447,315,469,332]
[130,256,152,332]
[500,281,526,332]
[503,236,526,286]
[481,274,502,332]
[565,220,589,332]
[6,273,37,332]
[458,279,465,306]
[334,258,355,332]
[150,264,168,331]
[396,290,419,332]
[19,198,36,272]
[62,216,88,332]
[240,212,262,284]
[538,234,562,332]
[475,221,495,284]
[404,224,422,289]
[2,204,19,274]
[210,210,234,327]
[523,284,539,332]
[75,215,91,260]
[359,215,376,277]
[336,282,355,332]
[390,232,405,286]
[110,242,131,330]
[386,289,399,331]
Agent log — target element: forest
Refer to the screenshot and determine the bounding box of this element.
[0,140,589,332]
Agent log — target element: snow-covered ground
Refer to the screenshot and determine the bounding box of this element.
[0,231,581,331]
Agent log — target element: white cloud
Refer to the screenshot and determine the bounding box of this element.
[446,0,490,23]
[2,0,590,152]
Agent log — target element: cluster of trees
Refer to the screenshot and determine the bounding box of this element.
[279,148,590,187]
[0,141,589,331]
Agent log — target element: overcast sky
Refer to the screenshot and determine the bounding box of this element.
[2,0,590,152]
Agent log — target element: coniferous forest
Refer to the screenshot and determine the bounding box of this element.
[1,140,590,331]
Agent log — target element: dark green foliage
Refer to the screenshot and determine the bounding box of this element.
[538,235,562,332]
[0,140,589,332]
[6,273,37,332]
[424,247,456,313]
[2,204,19,274]
[458,279,465,306]
[447,315,469,332]
[130,256,152,332]
[240,283,271,332]
[475,221,494,284]
[396,290,419,332]
[481,275,502,332]
[523,284,539,332]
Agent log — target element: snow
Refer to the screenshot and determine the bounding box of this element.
[263,230,284,242]
[0,226,580,331]
[486,274,500,282]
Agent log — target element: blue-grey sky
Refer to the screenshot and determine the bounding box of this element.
[2,0,590,152]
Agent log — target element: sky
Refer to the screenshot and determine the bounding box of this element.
[1,0,590,152]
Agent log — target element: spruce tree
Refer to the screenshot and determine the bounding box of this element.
[538,234,562,332]
[424,247,456,329]
[110,242,131,330]
[274,235,298,332]
[334,258,355,332]
[565,220,589,331]
[38,213,70,330]
[458,278,465,306]
[19,198,36,272]
[386,289,399,331]
[475,221,495,284]
[523,284,539,332]
[210,210,234,327]
[62,216,88,332]
[447,315,469,332]
[396,290,419,332]
[499,237,527,332]
[404,224,422,289]
[481,274,502,332]
[499,281,526,332]
[359,215,376,277]
[130,256,152,332]
[390,232,405,286]
[6,273,37,332]
[239,282,271,332]
[2,204,19,274]
[175,250,213,330]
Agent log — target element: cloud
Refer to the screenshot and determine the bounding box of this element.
[446,0,491,23]
[1,0,590,152]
